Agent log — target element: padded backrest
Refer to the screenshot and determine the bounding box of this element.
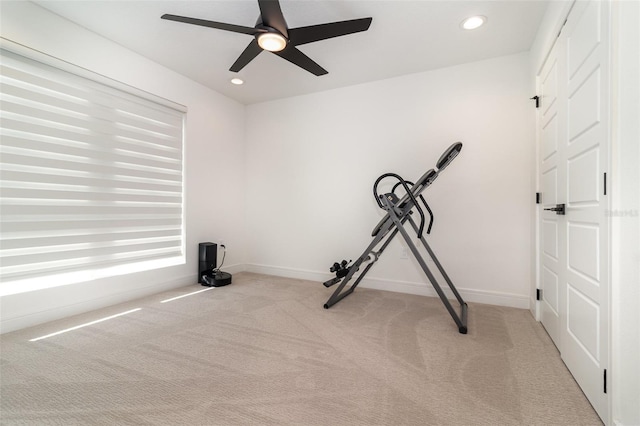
[436,142,463,171]
[413,168,438,191]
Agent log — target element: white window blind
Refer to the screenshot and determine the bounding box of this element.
[0,47,185,295]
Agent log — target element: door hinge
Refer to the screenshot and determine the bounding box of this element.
[604,173,607,196]
[536,288,542,301]
[558,18,568,37]
[604,369,607,393]
[530,95,540,108]
[536,192,541,204]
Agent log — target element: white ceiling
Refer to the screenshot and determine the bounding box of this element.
[33,0,549,105]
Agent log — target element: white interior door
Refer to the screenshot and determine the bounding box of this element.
[537,0,610,421]
[561,0,610,419]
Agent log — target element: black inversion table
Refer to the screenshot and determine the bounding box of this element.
[322,142,468,334]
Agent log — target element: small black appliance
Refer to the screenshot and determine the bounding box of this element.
[198,242,232,287]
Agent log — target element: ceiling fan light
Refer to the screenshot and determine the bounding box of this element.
[257,32,287,52]
[461,15,487,30]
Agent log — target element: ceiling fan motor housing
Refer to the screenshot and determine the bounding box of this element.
[255,25,288,51]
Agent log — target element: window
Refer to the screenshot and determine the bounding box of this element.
[0,46,186,296]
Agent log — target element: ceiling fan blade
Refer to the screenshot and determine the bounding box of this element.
[161,14,259,36]
[257,0,288,37]
[230,40,264,72]
[288,17,373,46]
[274,46,327,76]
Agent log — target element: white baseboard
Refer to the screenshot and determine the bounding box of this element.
[245,263,530,309]
[221,263,247,275]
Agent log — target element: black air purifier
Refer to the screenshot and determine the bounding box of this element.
[198,242,232,287]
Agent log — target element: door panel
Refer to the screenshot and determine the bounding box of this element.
[543,220,558,259]
[567,284,600,362]
[542,115,558,160]
[542,266,559,314]
[568,0,601,79]
[541,57,559,161]
[542,57,558,113]
[568,67,601,141]
[542,168,558,206]
[567,146,600,204]
[567,222,600,282]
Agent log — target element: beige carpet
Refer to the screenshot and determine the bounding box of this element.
[0,273,601,425]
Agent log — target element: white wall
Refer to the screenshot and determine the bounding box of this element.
[0,1,247,333]
[245,53,534,308]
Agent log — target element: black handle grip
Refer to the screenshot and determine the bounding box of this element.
[392,180,433,235]
[544,203,566,215]
[373,173,426,237]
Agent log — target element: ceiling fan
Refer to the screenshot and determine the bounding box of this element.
[161,0,372,76]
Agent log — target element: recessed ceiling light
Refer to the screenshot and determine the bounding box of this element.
[461,15,487,30]
[230,78,244,85]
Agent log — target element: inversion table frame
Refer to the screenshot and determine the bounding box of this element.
[322,142,468,334]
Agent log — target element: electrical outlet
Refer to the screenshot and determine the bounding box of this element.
[400,247,409,259]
